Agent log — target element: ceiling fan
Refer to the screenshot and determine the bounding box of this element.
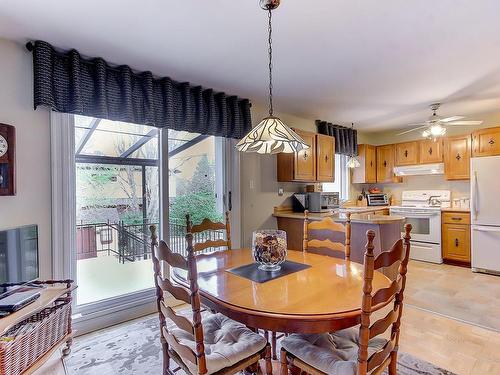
[396,103,483,138]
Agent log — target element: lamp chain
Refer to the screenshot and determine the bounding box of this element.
[267,8,274,116]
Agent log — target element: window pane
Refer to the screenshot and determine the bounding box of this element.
[75,117,159,306]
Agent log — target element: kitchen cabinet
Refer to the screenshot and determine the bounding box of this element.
[442,211,471,264]
[472,126,500,157]
[444,135,471,180]
[419,139,443,164]
[315,134,335,182]
[376,144,400,183]
[395,141,419,166]
[277,129,336,182]
[351,144,377,184]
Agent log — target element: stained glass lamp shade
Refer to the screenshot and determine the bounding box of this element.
[236,116,309,154]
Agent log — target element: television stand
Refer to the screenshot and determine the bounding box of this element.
[0,280,75,375]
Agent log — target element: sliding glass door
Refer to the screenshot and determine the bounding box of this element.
[74,115,160,306]
[51,113,240,330]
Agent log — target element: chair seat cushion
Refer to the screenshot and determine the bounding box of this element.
[171,313,266,375]
[281,327,387,375]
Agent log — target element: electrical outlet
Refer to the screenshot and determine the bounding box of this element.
[278,187,284,196]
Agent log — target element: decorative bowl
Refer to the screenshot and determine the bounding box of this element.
[252,229,287,271]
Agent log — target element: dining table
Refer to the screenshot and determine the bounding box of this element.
[171,248,392,334]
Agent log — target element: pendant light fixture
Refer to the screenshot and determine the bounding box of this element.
[346,123,360,168]
[236,0,309,154]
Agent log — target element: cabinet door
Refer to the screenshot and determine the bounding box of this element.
[395,141,419,166]
[442,224,470,263]
[444,135,470,180]
[419,139,443,164]
[376,145,396,183]
[294,130,316,181]
[352,144,376,184]
[316,134,335,182]
[472,127,500,157]
[365,145,377,183]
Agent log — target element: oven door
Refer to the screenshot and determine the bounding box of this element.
[390,209,441,243]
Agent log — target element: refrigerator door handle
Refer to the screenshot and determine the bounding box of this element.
[473,170,479,221]
[473,225,500,233]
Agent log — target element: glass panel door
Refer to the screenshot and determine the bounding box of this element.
[74,115,159,306]
[167,130,227,254]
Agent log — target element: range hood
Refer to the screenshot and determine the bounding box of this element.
[393,163,444,176]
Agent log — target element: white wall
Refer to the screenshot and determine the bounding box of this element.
[0,38,52,278]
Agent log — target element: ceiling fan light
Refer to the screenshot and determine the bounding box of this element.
[236,116,310,154]
[422,130,430,138]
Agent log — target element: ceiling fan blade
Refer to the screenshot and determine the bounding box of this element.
[440,116,465,123]
[447,120,483,126]
[396,125,428,136]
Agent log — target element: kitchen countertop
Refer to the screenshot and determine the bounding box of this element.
[273,209,405,224]
[441,207,471,213]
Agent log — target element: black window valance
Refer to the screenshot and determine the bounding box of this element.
[28,40,252,139]
[316,120,358,156]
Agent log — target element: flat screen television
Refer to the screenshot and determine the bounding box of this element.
[0,225,39,297]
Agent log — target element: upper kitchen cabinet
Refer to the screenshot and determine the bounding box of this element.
[315,133,335,182]
[277,129,316,182]
[395,141,419,166]
[444,135,471,180]
[472,126,500,157]
[352,144,377,184]
[419,139,443,164]
[376,144,400,183]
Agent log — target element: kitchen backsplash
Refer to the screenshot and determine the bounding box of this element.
[350,174,470,203]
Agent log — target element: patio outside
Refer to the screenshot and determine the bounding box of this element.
[74,115,223,305]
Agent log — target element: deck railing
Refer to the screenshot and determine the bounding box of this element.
[76,218,226,262]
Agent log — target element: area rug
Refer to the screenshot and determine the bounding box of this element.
[65,316,455,375]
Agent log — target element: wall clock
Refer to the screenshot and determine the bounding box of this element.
[0,123,15,196]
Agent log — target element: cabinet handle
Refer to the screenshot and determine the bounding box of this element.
[404,150,408,157]
[370,160,373,167]
[451,217,462,221]
[455,238,459,247]
[456,153,461,161]
[303,152,308,160]
[383,160,387,167]
[489,138,495,145]
[428,147,433,155]
[325,155,328,162]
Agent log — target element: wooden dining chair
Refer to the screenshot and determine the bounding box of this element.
[186,212,231,253]
[281,224,412,375]
[150,225,272,375]
[303,210,352,259]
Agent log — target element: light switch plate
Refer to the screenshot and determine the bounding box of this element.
[278,187,284,196]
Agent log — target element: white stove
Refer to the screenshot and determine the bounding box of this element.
[390,190,450,264]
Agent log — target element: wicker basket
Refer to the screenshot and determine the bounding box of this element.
[0,298,71,375]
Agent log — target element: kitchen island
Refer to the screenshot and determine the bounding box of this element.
[274,207,405,278]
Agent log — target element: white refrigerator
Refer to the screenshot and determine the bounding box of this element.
[471,155,500,275]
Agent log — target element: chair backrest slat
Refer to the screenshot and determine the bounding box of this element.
[162,327,198,365]
[303,210,351,259]
[367,339,395,372]
[373,240,404,269]
[187,212,231,253]
[371,277,402,307]
[160,301,194,335]
[150,224,208,375]
[356,224,412,375]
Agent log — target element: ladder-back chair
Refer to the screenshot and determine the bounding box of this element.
[303,210,352,259]
[281,224,412,375]
[150,225,271,375]
[186,212,231,253]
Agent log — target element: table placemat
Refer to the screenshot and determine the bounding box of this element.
[226,260,311,283]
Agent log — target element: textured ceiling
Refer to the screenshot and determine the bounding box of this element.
[1,0,500,131]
